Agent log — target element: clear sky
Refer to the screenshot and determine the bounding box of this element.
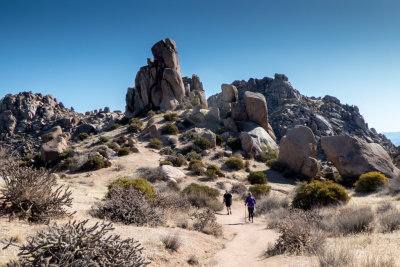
[1,0,399,132]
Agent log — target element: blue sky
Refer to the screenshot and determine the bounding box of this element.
[1,0,399,132]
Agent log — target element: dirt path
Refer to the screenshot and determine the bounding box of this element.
[206,206,312,267]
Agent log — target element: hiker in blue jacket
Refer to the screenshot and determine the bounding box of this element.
[245,192,256,223]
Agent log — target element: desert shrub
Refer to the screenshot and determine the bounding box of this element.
[147,110,156,118]
[108,177,155,199]
[160,160,173,166]
[187,255,199,265]
[266,209,325,256]
[84,156,105,171]
[225,157,244,170]
[94,186,164,226]
[171,154,186,167]
[117,147,131,156]
[111,123,121,130]
[151,192,190,211]
[99,136,109,143]
[249,184,271,198]
[161,233,182,252]
[335,206,374,235]
[182,183,222,211]
[59,157,78,171]
[191,96,200,106]
[127,123,142,133]
[268,160,298,178]
[163,112,179,121]
[316,245,354,267]
[206,164,222,179]
[78,132,89,140]
[129,117,143,126]
[292,180,350,210]
[231,183,247,195]
[160,147,176,156]
[186,151,201,161]
[192,209,222,236]
[379,209,400,232]
[244,160,250,168]
[257,195,290,215]
[0,161,73,222]
[256,146,278,163]
[106,142,119,151]
[227,136,241,150]
[161,122,179,135]
[5,220,149,266]
[180,130,200,142]
[266,208,291,229]
[354,171,389,193]
[216,134,223,146]
[194,137,212,150]
[149,138,163,149]
[247,171,267,184]
[189,159,205,175]
[376,201,396,214]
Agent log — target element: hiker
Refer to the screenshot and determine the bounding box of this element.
[245,192,256,222]
[223,190,232,215]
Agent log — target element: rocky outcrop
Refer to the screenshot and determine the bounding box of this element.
[41,132,71,162]
[244,91,269,131]
[321,135,400,182]
[207,73,397,157]
[240,122,278,154]
[126,38,186,116]
[159,165,185,181]
[182,74,208,107]
[278,125,319,178]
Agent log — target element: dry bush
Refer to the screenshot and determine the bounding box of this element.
[316,245,354,267]
[187,255,199,265]
[3,220,149,266]
[256,194,290,216]
[0,161,73,222]
[376,201,396,214]
[231,183,247,195]
[266,208,291,229]
[137,167,161,183]
[266,209,325,256]
[160,233,182,252]
[182,183,222,211]
[384,175,400,196]
[93,186,164,227]
[152,192,190,211]
[378,209,400,232]
[335,206,375,235]
[192,209,222,237]
[357,255,396,267]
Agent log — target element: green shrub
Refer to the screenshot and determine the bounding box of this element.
[160,147,176,156]
[244,160,250,168]
[354,172,389,193]
[60,157,77,171]
[117,147,130,156]
[108,177,154,199]
[292,180,350,210]
[191,96,200,106]
[249,184,271,198]
[149,138,163,149]
[182,183,220,210]
[206,165,222,179]
[127,123,142,133]
[147,110,156,118]
[161,123,179,135]
[225,157,244,170]
[129,118,143,126]
[227,137,241,151]
[111,123,121,130]
[189,160,205,175]
[164,112,179,121]
[216,134,223,146]
[99,136,109,143]
[194,137,211,150]
[160,161,173,166]
[171,155,186,167]
[256,147,278,163]
[180,130,200,142]
[78,132,89,140]
[186,151,201,161]
[84,156,105,171]
[248,171,267,184]
[268,160,298,178]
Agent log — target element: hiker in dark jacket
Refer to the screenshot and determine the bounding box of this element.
[223,190,232,215]
[245,192,256,222]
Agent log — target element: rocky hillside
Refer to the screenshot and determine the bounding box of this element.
[0,92,124,155]
[208,73,396,157]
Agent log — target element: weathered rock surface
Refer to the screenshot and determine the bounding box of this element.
[278,125,319,178]
[321,135,400,181]
[201,129,217,148]
[221,84,238,103]
[183,74,208,107]
[243,91,269,131]
[126,38,185,116]
[41,133,70,162]
[41,126,62,142]
[208,73,397,157]
[240,122,278,154]
[159,165,185,181]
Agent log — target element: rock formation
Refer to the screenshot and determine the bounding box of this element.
[240,122,278,154]
[207,73,397,157]
[278,125,320,178]
[321,135,400,182]
[126,38,186,116]
[182,74,208,107]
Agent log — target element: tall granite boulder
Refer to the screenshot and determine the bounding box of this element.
[321,135,400,182]
[278,125,320,178]
[183,74,208,107]
[240,122,278,155]
[244,91,269,132]
[126,38,185,116]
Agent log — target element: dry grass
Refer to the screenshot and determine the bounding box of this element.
[161,232,182,252]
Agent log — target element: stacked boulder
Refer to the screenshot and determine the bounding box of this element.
[278,125,319,178]
[40,126,71,162]
[126,38,186,117]
[321,135,400,182]
[182,74,208,107]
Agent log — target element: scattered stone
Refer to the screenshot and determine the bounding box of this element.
[159,165,185,181]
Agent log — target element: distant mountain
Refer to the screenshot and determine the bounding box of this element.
[383,132,400,146]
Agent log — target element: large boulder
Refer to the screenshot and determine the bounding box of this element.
[231,103,248,121]
[41,126,62,142]
[321,135,400,181]
[278,125,319,178]
[221,84,238,103]
[243,91,269,131]
[126,38,185,116]
[159,165,185,181]
[202,129,217,148]
[40,135,69,162]
[240,123,278,154]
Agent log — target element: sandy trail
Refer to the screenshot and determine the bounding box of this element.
[207,206,311,267]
